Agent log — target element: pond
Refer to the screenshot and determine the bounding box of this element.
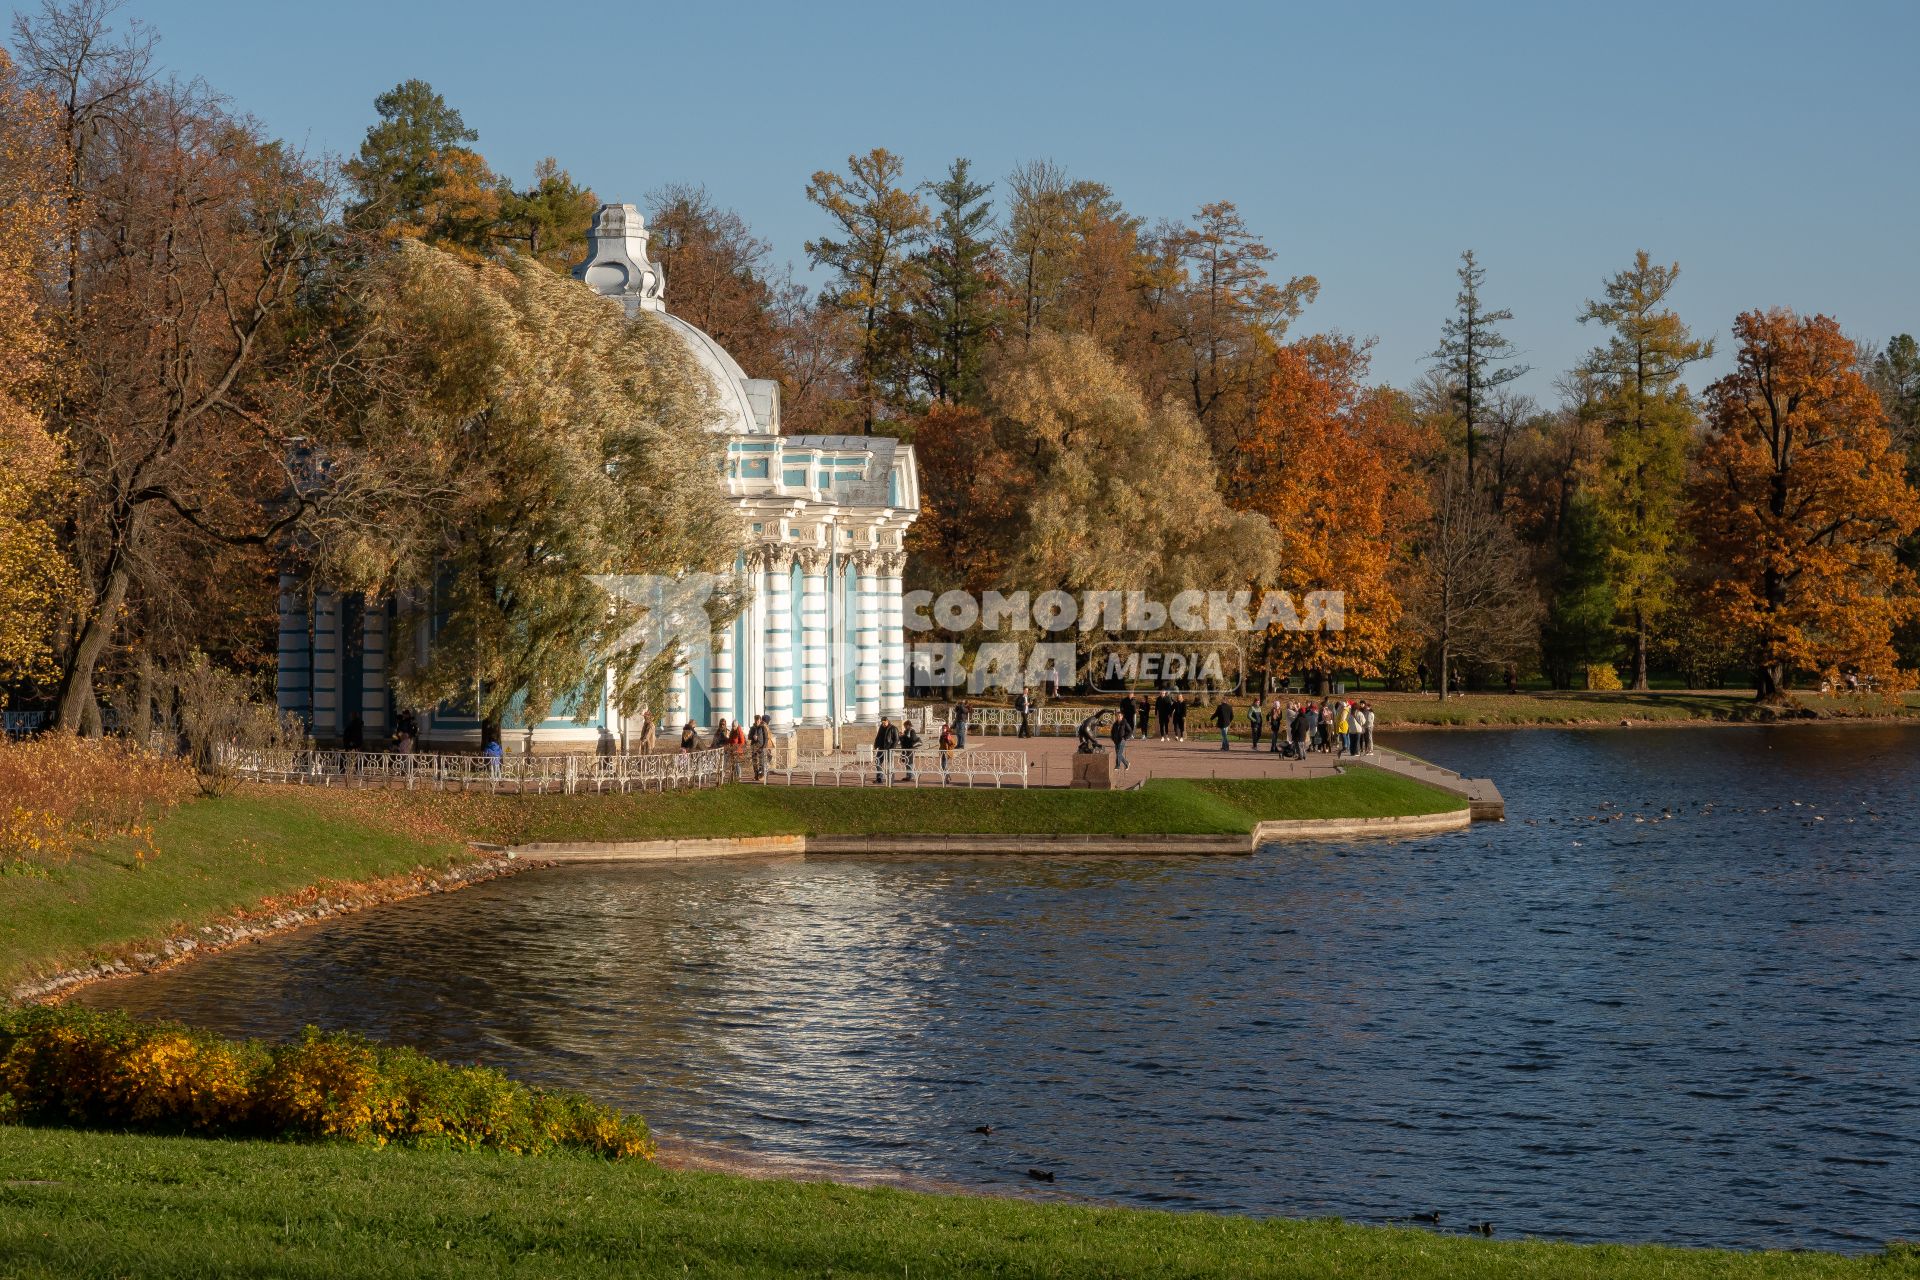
[73,724,1920,1252]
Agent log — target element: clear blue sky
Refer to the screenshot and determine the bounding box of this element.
[95,0,1920,400]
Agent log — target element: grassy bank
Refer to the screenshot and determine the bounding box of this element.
[1,1128,1907,1279]
[443,767,1462,845]
[1365,690,1920,728]
[1,770,1462,991]
[965,690,1920,730]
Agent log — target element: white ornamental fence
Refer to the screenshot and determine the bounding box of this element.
[217,746,730,794]
[774,747,1028,789]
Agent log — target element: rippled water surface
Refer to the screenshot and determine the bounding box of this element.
[76,725,1920,1251]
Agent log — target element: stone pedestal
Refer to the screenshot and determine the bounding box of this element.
[792,723,836,757]
[1070,752,1114,789]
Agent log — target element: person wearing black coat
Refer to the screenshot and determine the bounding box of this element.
[1212,698,1234,751]
[873,718,900,782]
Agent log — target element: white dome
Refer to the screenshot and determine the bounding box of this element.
[656,311,764,436]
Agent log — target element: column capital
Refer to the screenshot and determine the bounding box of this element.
[755,542,795,573]
[850,549,882,574]
[795,546,830,575]
[878,550,908,577]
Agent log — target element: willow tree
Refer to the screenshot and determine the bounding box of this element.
[334,241,740,748]
[988,331,1279,686]
[1577,252,1712,688]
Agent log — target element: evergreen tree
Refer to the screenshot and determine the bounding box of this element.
[1577,252,1712,688]
[804,148,930,432]
[913,158,998,406]
[497,157,597,271]
[1429,250,1527,485]
[1539,493,1619,688]
[343,80,498,253]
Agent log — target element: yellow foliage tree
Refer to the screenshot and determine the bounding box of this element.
[0,50,75,696]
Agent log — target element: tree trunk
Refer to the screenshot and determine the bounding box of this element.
[1633,606,1650,691]
[56,562,131,735]
[481,714,503,752]
[1438,642,1451,701]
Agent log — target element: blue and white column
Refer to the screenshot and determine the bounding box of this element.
[854,551,882,725]
[762,546,796,732]
[666,664,689,731]
[880,549,907,720]
[712,622,736,730]
[798,548,831,727]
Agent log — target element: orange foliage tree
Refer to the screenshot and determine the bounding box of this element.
[1234,335,1431,685]
[1690,309,1920,698]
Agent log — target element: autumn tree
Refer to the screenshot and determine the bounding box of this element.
[646,183,787,384]
[1000,160,1145,353]
[330,241,742,749]
[1163,201,1317,452]
[343,79,498,255]
[0,47,74,696]
[1429,250,1528,486]
[913,158,999,406]
[804,148,929,431]
[1690,309,1920,698]
[1576,252,1712,687]
[14,14,338,733]
[1867,333,1920,472]
[1233,335,1423,685]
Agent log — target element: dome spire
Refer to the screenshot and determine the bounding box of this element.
[573,202,666,316]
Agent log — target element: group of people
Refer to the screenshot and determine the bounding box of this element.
[1227,697,1379,759]
[679,715,773,780]
[1100,692,1379,767]
[870,715,962,782]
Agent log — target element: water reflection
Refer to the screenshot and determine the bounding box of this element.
[74,725,1920,1251]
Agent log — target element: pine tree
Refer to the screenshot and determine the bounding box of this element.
[1577,252,1712,689]
[1539,493,1619,689]
[1429,250,1527,485]
[343,80,498,253]
[913,158,998,406]
[497,158,597,271]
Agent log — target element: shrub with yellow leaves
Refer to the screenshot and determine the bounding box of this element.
[0,1007,652,1161]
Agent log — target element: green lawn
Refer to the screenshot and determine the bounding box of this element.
[456,768,1464,844]
[1,771,1462,992]
[1,1128,1907,1279]
[971,690,1920,730]
[1365,689,1920,728]
[0,789,474,992]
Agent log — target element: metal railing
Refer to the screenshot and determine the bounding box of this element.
[218,746,730,794]
[774,747,1028,789]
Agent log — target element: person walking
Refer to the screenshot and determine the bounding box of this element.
[1247,699,1263,751]
[1109,711,1132,771]
[953,699,970,749]
[873,717,899,783]
[1155,690,1173,740]
[748,714,769,780]
[1268,697,1285,753]
[1118,693,1137,740]
[1172,694,1188,741]
[1015,687,1033,739]
[710,718,729,751]
[938,720,955,779]
[1213,697,1234,751]
[1290,703,1310,760]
